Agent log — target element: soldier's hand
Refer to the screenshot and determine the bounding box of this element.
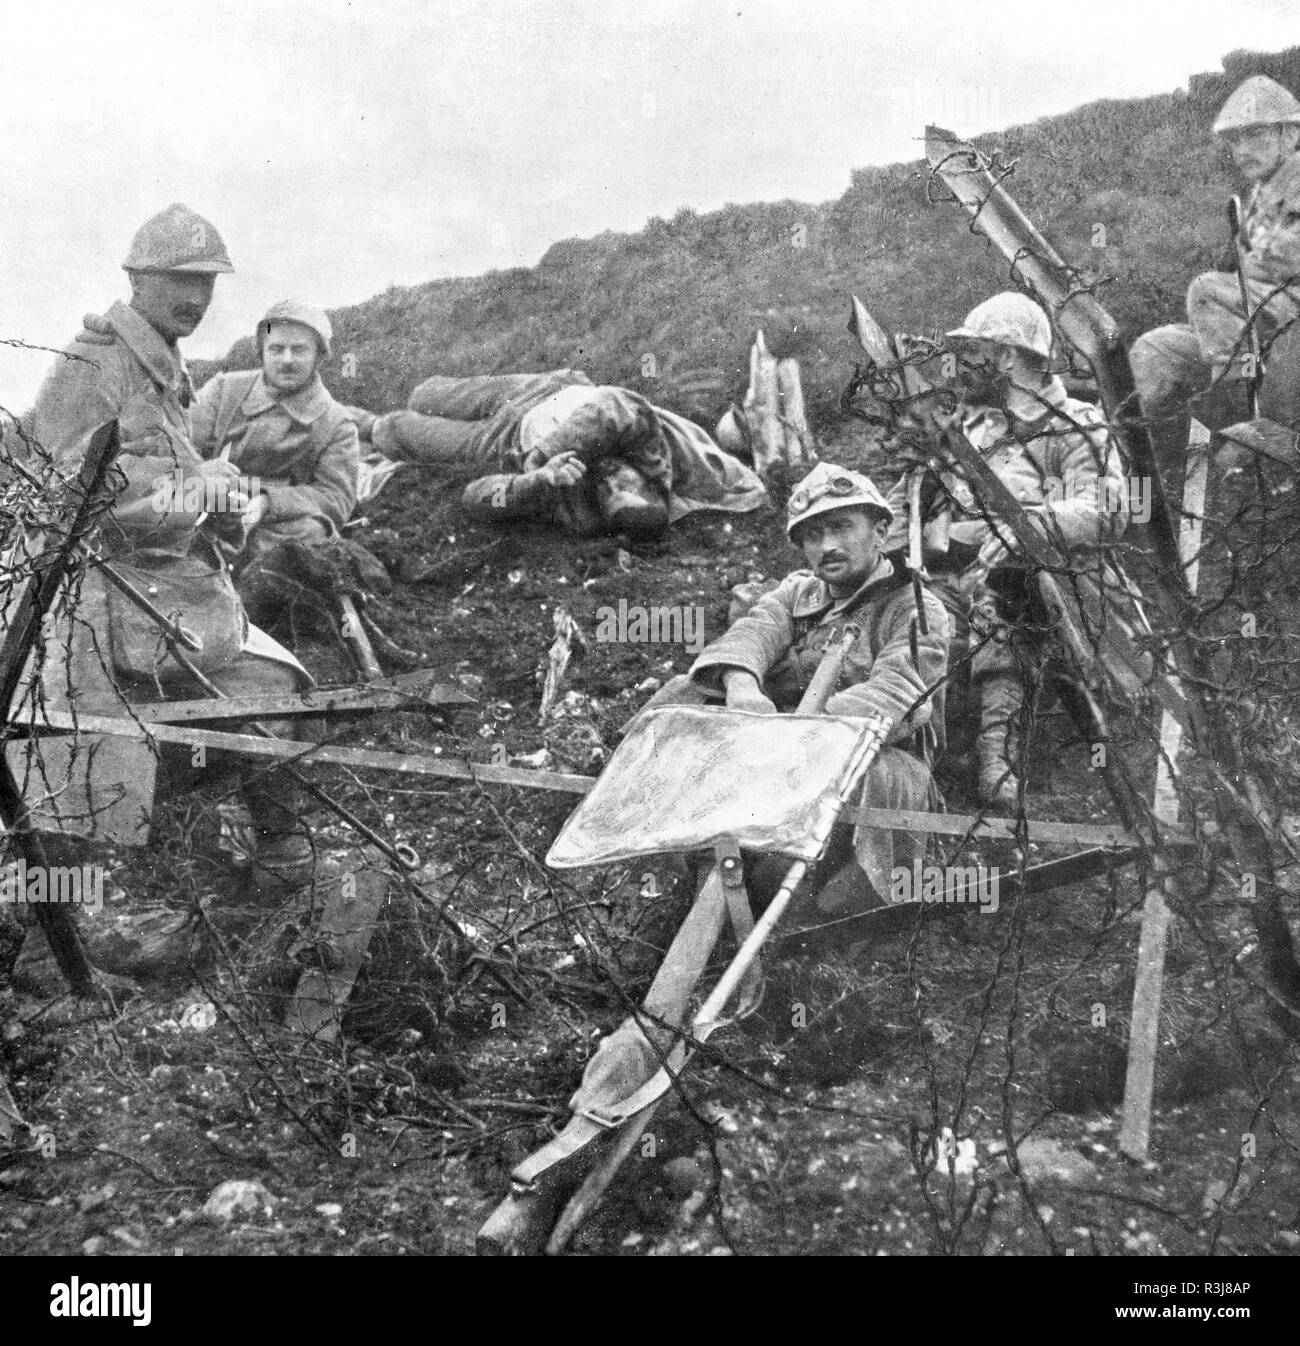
[728,686,778,714]
[723,670,778,715]
[536,451,587,488]
[192,458,243,515]
[976,532,1011,574]
[243,493,269,527]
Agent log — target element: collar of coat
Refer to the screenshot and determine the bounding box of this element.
[105,300,190,399]
[239,371,332,424]
[788,556,899,619]
[961,374,1070,449]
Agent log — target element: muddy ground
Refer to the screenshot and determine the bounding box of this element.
[2,425,1298,1260]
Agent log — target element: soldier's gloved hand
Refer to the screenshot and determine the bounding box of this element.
[722,669,778,715]
[533,450,587,489]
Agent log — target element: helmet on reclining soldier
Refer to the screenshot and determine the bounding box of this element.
[714,405,751,457]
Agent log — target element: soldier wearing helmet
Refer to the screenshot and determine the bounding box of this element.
[635,462,949,924]
[908,292,1128,811]
[191,300,360,624]
[1130,74,1300,431]
[11,207,321,990]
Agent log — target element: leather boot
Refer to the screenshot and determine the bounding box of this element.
[974,673,1024,814]
[592,461,669,539]
[243,778,317,905]
[10,835,191,991]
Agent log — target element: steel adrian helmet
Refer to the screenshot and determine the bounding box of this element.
[785,463,893,539]
[713,405,751,456]
[945,291,1052,359]
[256,300,333,358]
[1213,75,1300,134]
[122,203,234,274]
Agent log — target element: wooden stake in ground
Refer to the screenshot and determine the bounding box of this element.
[743,330,785,475]
[538,606,585,723]
[776,359,818,469]
[1119,419,1210,1161]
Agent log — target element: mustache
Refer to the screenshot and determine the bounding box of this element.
[818,552,846,565]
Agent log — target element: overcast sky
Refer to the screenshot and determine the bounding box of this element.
[1,0,1295,410]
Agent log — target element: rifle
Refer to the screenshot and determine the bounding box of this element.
[1228,195,1264,418]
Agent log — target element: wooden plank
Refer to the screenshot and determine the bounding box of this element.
[1119,419,1210,1161]
[117,683,474,723]
[776,846,1142,956]
[847,805,1189,849]
[12,710,596,797]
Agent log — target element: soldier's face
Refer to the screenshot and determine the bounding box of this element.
[795,508,888,595]
[1223,125,1293,182]
[129,271,216,342]
[950,339,1007,406]
[261,322,320,395]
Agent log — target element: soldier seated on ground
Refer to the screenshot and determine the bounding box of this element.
[639,463,948,921]
[191,301,361,626]
[902,292,1129,812]
[8,206,323,992]
[360,370,766,540]
[1129,75,1300,447]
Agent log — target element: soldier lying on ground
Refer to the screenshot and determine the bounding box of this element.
[7,205,323,989]
[1129,74,1300,445]
[360,371,767,540]
[886,293,1128,812]
[638,463,948,923]
[189,301,361,626]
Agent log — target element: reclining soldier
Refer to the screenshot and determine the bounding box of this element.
[1130,74,1300,439]
[9,206,321,986]
[913,293,1129,812]
[363,370,766,540]
[191,301,361,625]
[640,463,948,919]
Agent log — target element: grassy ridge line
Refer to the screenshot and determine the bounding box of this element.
[202,47,1300,431]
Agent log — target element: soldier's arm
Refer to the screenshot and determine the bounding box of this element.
[689,577,799,691]
[259,415,360,531]
[528,387,662,467]
[189,373,225,457]
[462,468,557,520]
[29,345,204,547]
[1048,414,1128,547]
[824,587,948,742]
